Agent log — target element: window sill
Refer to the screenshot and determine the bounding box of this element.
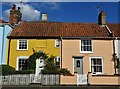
[17,49,28,51]
[92,73,104,75]
[80,51,93,54]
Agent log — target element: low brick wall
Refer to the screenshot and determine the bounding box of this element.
[60,74,77,85]
[88,73,120,85]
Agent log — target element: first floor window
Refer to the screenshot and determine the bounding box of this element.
[55,56,60,68]
[91,57,103,74]
[81,40,92,52]
[18,58,27,70]
[55,39,60,48]
[18,39,28,50]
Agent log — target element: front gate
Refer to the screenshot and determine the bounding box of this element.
[77,74,88,85]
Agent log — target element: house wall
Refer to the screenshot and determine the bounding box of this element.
[61,39,115,84]
[0,25,12,64]
[62,39,114,74]
[6,39,60,69]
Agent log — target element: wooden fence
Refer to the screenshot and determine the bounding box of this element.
[1,74,60,85]
[41,74,60,85]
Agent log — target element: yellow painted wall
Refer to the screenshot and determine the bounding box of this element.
[6,39,60,69]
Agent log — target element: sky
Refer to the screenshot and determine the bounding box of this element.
[0,1,119,23]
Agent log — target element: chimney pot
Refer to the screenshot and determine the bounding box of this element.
[42,13,47,21]
[18,7,20,10]
[12,4,16,10]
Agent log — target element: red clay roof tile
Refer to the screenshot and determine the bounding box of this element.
[8,21,120,38]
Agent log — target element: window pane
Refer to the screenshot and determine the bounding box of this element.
[97,59,102,65]
[81,46,84,51]
[87,40,89,45]
[76,60,80,67]
[96,66,102,72]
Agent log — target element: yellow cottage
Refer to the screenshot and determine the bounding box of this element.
[6,21,61,70]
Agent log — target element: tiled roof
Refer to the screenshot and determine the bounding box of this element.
[8,21,119,38]
[107,23,120,37]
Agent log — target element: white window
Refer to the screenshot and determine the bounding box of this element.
[17,57,28,70]
[55,56,60,68]
[91,57,103,74]
[55,39,60,48]
[81,40,92,53]
[17,39,28,50]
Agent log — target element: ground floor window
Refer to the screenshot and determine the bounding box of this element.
[17,57,28,70]
[55,56,60,68]
[91,57,103,74]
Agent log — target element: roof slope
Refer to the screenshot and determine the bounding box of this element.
[107,23,120,37]
[8,21,111,38]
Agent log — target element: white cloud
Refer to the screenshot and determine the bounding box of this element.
[40,2,60,10]
[2,3,40,21]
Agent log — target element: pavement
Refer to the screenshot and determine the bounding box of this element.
[1,85,120,89]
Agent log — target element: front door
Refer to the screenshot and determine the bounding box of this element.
[74,57,83,74]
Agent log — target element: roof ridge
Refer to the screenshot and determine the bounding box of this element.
[18,21,99,25]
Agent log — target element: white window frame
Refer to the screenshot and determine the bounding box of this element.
[55,39,60,48]
[89,57,103,75]
[80,40,93,53]
[16,56,28,70]
[55,56,60,67]
[17,39,28,50]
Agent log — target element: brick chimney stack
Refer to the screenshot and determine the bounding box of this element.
[9,4,22,25]
[98,11,106,25]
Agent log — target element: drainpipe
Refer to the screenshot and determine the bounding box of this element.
[105,25,117,75]
[7,39,11,65]
[60,37,62,69]
[113,36,117,75]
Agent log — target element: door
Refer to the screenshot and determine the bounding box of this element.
[74,57,83,74]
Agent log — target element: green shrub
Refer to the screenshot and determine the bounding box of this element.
[14,70,35,74]
[27,51,48,70]
[60,68,71,75]
[1,65,16,75]
[41,55,60,74]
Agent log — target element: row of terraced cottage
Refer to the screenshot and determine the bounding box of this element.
[2,5,120,85]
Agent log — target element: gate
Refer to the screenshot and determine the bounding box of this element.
[77,74,88,85]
